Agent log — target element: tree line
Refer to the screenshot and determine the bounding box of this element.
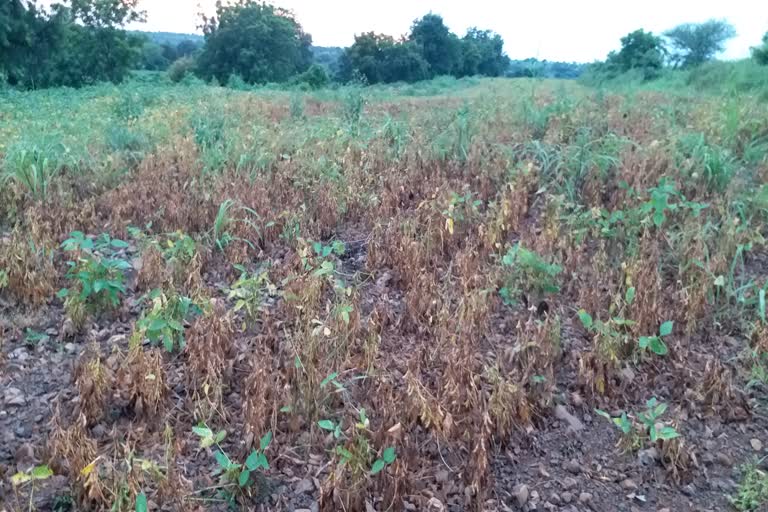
[3,0,768,90]
[589,19,768,81]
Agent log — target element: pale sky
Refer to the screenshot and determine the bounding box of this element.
[127,0,767,62]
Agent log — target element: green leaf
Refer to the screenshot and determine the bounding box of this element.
[382,447,396,464]
[238,468,251,487]
[149,318,168,331]
[214,450,232,470]
[760,288,766,324]
[318,420,336,431]
[256,452,269,470]
[214,430,227,443]
[649,337,668,356]
[31,465,53,480]
[245,451,260,471]
[625,287,636,305]
[320,372,338,389]
[658,426,679,440]
[577,310,593,329]
[10,472,32,486]
[260,431,272,451]
[135,492,148,512]
[639,336,651,349]
[370,459,386,475]
[594,409,611,420]
[659,321,673,337]
[192,426,213,438]
[162,333,174,353]
[111,239,129,249]
[57,288,70,299]
[618,412,632,434]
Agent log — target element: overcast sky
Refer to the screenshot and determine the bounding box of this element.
[126,0,767,62]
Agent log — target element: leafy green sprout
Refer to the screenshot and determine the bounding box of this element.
[730,459,768,511]
[596,397,679,448]
[211,199,267,252]
[500,243,562,305]
[59,232,131,311]
[636,397,679,443]
[318,408,397,475]
[11,464,53,511]
[639,320,673,356]
[227,265,275,328]
[135,290,201,352]
[192,424,272,495]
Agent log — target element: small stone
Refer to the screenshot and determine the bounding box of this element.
[513,484,530,507]
[62,318,76,339]
[682,484,695,496]
[562,477,578,490]
[549,493,561,505]
[619,367,635,382]
[107,334,127,346]
[10,348,29,362]
[14,443,35,465]
[638,447,659,465]
[4,387,26,406]
[579,492,593,504]
[751,439,763,452]
[295,478,314,494]
[564,459,582,474]
[561,492,574,503]
[621,478,638,491]
[435,469,450,482]
[658,508,671,512]
[716,452,733,467]
[555,405,584,432]
[64,342,77,353]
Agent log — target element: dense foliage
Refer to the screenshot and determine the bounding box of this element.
[0,0,144,88]
[664,19,736,68]
[196,0,312,85]
[340,14,509,84]
[753,32,768,65]
[135,32,202,71]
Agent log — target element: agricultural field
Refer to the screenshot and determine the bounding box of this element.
[1,75,768,512]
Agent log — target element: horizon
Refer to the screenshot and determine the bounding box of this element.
[120,0,768,63]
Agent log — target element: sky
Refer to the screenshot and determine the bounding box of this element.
[125,0,767,63]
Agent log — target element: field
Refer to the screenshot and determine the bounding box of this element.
[2,73,768,512]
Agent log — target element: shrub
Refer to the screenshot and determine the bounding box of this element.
[296,64,329,90]
[168,56,196,83]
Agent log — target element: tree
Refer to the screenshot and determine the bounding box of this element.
[409,13,462,77]
[339,32,428,84]
[197,1,313,84]
[1,0,144,88]
[605,29,666,79]
[459,28,509,77]
[752,32,768,65]
[68,0,144,28]
[664,19,736,68]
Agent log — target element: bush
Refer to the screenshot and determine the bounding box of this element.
[168,56,196,83]
[226,74,249,90]
[295,64,329,90]
[753,33,768,65]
